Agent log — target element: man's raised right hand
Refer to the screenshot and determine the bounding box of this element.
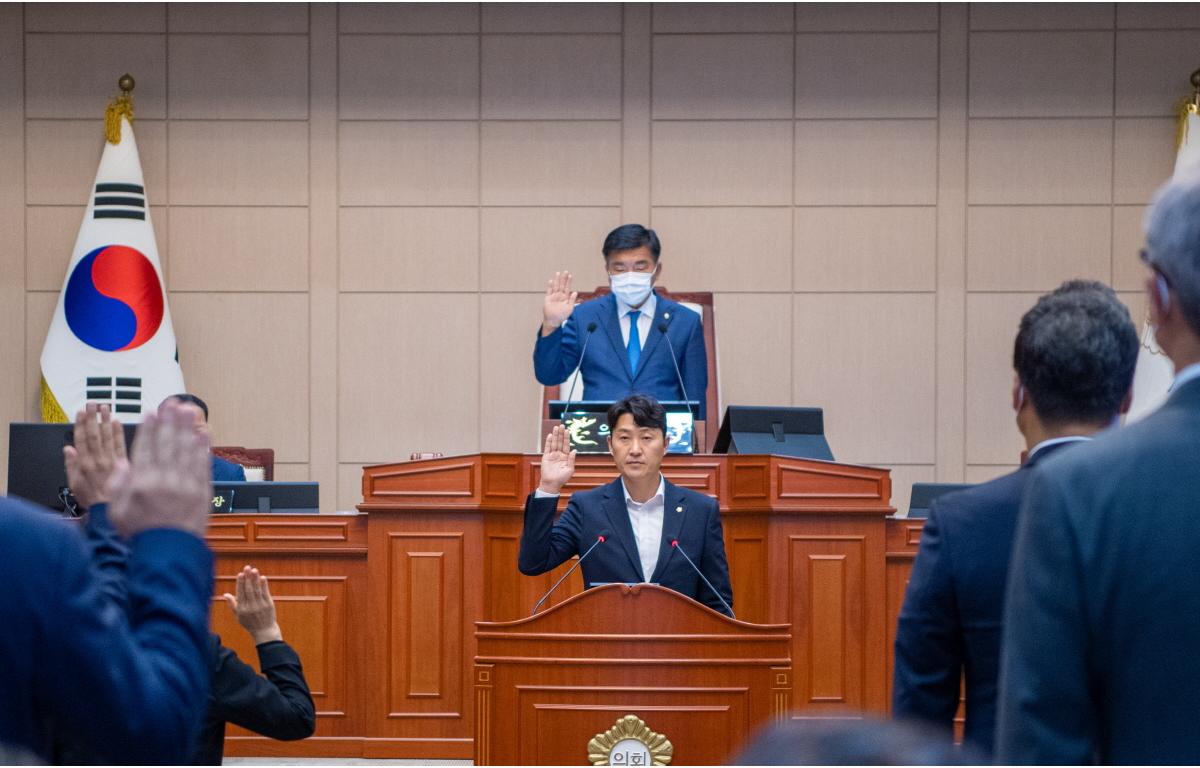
[541,271,578,336]
[537,424,577,496]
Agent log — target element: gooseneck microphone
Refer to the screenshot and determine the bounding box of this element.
[657,320,694,418]
[531,531,609,616]
[670,539,735,619]
[560,321,598,423]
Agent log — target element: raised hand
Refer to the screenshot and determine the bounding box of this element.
[108,400,212,539]
[541,271,578,335]
[63,403,129,509]
[223,565,283,645]
[537,424,577,495]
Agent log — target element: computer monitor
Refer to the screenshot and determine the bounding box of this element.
[548,400,698,454]
[712,406,834,461]
[211,481,319,514]
[907,482,975,519]
[7,422,138,513]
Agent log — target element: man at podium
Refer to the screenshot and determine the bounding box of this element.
[519,395,733,616]
[533,224,708,413]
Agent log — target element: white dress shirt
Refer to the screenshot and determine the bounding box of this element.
[1027,435,1091,462]
[1172,362,1200,392]
[615,291,656,350]
[622,475,666,581]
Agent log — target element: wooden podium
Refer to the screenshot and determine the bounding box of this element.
[474,583,790,765]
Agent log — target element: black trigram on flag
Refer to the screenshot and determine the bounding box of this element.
[93,183,145,221]
[85,376,142,414]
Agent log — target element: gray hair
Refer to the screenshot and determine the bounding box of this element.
[1145,170,1200,334]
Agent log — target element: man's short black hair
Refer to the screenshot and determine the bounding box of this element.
[602,224,661,261]
[1013,280,1138,427]
[167,393,209,421]
[607,394,667,437]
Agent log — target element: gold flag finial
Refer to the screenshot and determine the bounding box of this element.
[104,73,136,145]
[1176,68,1200,151]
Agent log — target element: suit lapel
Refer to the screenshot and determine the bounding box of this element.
[633,295,670,382]
[650,481,687,584]
[598,294,634,381]
[601,479,645,581]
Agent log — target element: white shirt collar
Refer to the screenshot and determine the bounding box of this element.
[622,474,665,506]
[616,290,657,320]
[1171,362,1200,392]
[1027,435,1091,461]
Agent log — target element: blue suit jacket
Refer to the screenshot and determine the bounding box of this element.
[998,379,1200,765]
[212,454,247,482]
[0,496,213,763]
[518,477,733,616]
[533,291,708,414]
[892,441,1077,756]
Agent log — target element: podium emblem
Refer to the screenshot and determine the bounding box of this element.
[588,714,673,766]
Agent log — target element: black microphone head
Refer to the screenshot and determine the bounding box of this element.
[657,321,669,333]
[586,322,598,332]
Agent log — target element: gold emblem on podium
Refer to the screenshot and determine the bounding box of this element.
[588,714,673,766]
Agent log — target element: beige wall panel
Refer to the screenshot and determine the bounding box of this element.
[481,121,621,206]
[653,34,793,119]
[340,35,479,120]
[653,121,792,206]
[885,464,936,517]
[168,121,307,206]
[26,119,166,206]
[2,0,24,487]
[793,207,936,292]
[26,34,166,119]
[339,121,479,206]
[338,462,368,514]
[1117,291,1149,337]
[340,3,480,34]
[1116,32,1200,117]
[795,119,937,205]
[1113,117,1177,205]
[167,3,308,33]
[796,33,936,119]
[965,465,1017,484]
[652,3,793,33]
[650,208,791,292]
[340,207,479,292]
[793,293,936,464]
[970,3,1114,30]
[481,208,619,292]
[1113,205,1150,291]
[1116,3,1200,28]
[338,294,480,462]
[169,35,308,120]
[967,206,1112,291]
[482,3,621,33]
[967,118,1112,205]
[712,293,793,410]
[27,204,167,291]
[483,35,621,119]
[26,3,165,32]
[969,32,1113,118]
[169,207,308,292]
[795,3,938,32]
[273,463,311,482]
[24,293,58,419]
[965,293,1033,465]
[171,293,309,461]
[480,293,544,453]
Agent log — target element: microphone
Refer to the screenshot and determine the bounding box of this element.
[657,320,695,419]
[670,539,734,619]
[560,321,598,428]
[531,531,609,616]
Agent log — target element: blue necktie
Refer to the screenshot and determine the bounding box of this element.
[626,310,641,374]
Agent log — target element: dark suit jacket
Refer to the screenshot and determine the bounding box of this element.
[212,455,247,482]
[997,378,1200,764]
[0,497,212,764]
[533,291,708,413]
[892,441,1078,756]
[518,477,733,616]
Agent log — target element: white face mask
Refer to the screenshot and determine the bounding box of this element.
[610,271,653,307]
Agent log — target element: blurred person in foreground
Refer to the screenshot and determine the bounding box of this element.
[732,715,982,765]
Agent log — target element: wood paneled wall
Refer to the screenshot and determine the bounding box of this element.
[3,3,1198,512]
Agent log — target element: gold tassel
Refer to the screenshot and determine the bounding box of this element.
[1178,98,1198,152]
[40,376,69,423]
[104,90,134,145]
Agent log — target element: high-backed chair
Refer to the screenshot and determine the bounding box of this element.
[212,446,275,481]
[539,287,721,452]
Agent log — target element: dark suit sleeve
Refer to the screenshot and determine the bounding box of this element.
[696,498,733,617]
[680,313,708,414]
[210,640,317,741]
[892,503,963,735]
[533,317,581,386]
[996,468,1097,764]
[39,528,213,764]
[518,493,583,575]
[83,502,130,609]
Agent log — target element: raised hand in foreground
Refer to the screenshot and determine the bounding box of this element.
[63,403,128,509]
[537,424,577,496]
[223,565,284,645]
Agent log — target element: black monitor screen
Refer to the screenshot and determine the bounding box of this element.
[8,422,137,512]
